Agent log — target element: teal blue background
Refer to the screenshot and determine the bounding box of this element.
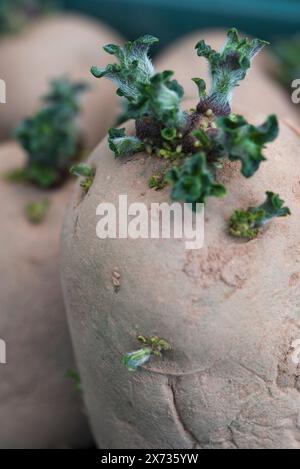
[63,0,300,50]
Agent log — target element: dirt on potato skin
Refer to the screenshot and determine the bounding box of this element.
[61,118,300,449]
[0,142,92,449]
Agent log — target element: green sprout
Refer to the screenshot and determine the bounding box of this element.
[92,35,158,100]
[25,198,50,224]
[70,163,95,194]
[108,128,145,158]
[91,30,290,221]
[166,152,226,207]
[13,77,87,188]
[66,368,82,393]
[92,35,187,144]
[126,71,186,128]
[229,192,291,239]
[123,335,171,372]
[195,28,268,115]
[92,35,186,127]
[161,128,177,141]
[148,173,167,190]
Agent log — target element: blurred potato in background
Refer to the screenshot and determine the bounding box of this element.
[0,12,123,149]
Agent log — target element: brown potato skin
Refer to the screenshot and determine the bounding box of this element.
[155,30,299,121]
[61,117,300,449]
[0,142,92,448]
[0,14,122,149]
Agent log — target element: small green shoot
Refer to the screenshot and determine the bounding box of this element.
[167,152,226,207]
[70,163,95,194]
[66,368,82,393]
[195,28,268,114]
[92,36,187,128]
[229,192,291,239]
[14,77,87,189]
[148,173,167,190]
[123,335,171,372]
[25,198,50,224]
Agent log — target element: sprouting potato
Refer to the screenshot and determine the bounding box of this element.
[61,30,300,449]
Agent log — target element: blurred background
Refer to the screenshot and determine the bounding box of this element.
[63,0,300,49]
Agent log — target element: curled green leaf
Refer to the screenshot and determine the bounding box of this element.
[91,35,158,100]
[70,163,94,178]
[127,71,187,128]
[108,128,145,157]
[257,191,291,223]
[192,78,207,99]
[229,191,291,239]
[123,348,152,372]
[161,128,177,141]
[217,114,279,177]
[166,152,226,207]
